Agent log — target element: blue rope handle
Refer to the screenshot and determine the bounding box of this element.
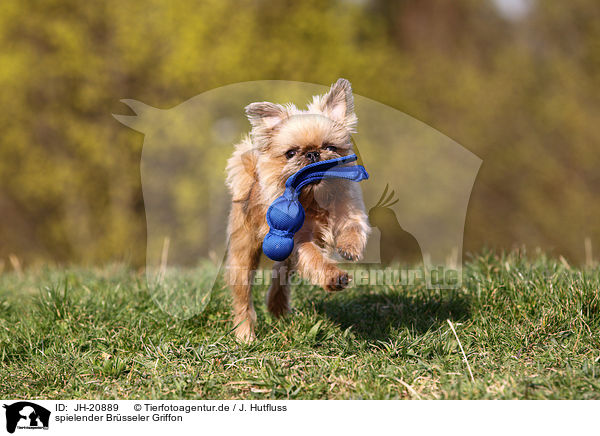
[286,153,360,190]
[294,165,369,192]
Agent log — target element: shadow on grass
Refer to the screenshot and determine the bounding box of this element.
[315,289,471,341]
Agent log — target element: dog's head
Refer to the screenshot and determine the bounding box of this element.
[245,79,358,193]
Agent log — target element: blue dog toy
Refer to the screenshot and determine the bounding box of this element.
[263,154,369,261]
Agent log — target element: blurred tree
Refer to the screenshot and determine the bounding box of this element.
[0,0,598,267]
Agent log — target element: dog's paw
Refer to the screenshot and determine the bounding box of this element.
[234,327,256,343]
[233,319,256,343]
[337,247,361,261]
[324,269,351,292]
[335,229,366,262]
[267,298,291,319]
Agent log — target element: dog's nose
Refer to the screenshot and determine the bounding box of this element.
[305,151,320,163]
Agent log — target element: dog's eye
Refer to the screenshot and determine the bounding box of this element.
[324,144,337,152]
[285,149,297,159]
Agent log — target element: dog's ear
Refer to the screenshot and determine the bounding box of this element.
[310,78,357,131]
[245,102,289,131]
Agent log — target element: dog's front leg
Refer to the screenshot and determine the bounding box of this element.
[226,222,262,342]
[332,183,370,261]
[294,229,350,292]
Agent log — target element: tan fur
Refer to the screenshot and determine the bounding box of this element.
[225,79,370,342]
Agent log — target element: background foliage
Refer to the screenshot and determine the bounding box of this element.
[0,0,599,267]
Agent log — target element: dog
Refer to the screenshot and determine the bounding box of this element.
[225,78,370,342]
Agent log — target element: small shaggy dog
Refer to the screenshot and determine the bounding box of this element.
[225,79,370,341]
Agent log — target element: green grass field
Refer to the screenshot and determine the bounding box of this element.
[0,250,599,399]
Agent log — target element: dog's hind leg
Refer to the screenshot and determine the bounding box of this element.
[266,259,292,318]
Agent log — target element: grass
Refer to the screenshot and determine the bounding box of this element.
[0,249,599,399]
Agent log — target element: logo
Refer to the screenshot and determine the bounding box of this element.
[3,402,50,434]
[113,80,481,318]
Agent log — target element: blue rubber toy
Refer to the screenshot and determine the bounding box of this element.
[263,154,369,261]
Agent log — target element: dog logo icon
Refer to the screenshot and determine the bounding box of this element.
[3,402,50,433]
